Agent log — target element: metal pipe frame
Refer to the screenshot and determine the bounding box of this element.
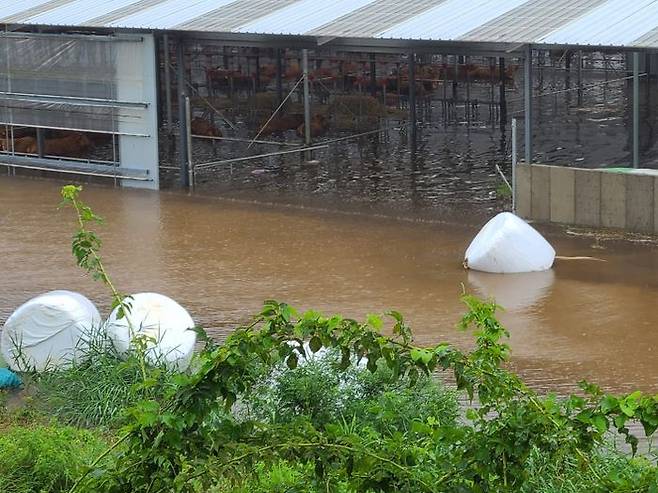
[524,45,533,164]
[302,49,312,156]
[633,51,640,168]
[0,161,151,180]
[163,34,173,135]
[185,95,194,189]
[176,37,189,187]
[409,52,417,140]
[194,144,329,170]
[276,48,283,104]
[0,92,148,109]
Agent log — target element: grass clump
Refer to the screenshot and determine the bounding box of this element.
[0,423,108,493]
[31,332,174,429]
[522,447,658,492]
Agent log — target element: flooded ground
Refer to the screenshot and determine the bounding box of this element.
[161,57,658,220]
[1,176,657,396]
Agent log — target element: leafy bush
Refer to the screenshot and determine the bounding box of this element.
[244,351,458,433]
[0,424,108,493]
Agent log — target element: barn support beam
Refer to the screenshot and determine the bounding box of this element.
[302,48,311,160]
[163,34,173,138]
[409,52,417,142]
[524,45,533,164]
[177,37,189,187]
[633,51,640,168]
[276,48,283,104]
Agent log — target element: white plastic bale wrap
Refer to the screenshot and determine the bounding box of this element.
[105,293,196,371]
[0,290,101,372]
[464,213,556,274]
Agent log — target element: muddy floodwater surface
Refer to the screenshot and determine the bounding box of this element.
[1,176,657,395]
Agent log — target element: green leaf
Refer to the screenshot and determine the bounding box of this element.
[309,336,322,353]
[591,414,608,434]
[600,395,618,414]
[614,414,627,429]
[620,392,641,417]
[366,314,383,330]
[286,353,298,369]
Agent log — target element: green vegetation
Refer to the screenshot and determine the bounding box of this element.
[0,423,108,493]
[1,184,658,492]
[33,333,173,429]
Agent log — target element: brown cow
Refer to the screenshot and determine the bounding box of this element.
[0,136,37,153]
[191,118,222,137]
[41,132,93,157]
[259,114,304,135]
[296,114,328,138]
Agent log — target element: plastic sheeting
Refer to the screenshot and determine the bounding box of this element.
[0,290,102,372]
[0,367,21,389]
[464,212,556,274]
[0,33,150,135]
[105,293,197,371]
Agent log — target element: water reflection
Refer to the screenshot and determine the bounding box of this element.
[467,270,555,312]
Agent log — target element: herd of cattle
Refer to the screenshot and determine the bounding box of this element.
[0,59,519,160]
[0,130,100,157]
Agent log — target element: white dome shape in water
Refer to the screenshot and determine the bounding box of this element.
[464,212,556,274]
[0,290,101,372]
[105,293,196,371]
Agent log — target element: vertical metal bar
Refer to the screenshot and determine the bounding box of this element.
[512,117,518,213]
[409,52,416,140]
[465,55,471,123]
[185,96,194,189]
[524,46,533,164]
[36,128,45,158]
[370,53,377,97]
[276,48,283,104]
[452,55,458,100]
[177,37,189,187]
[163,34,173,136]
[577,49,583,107]
[633,51,640,168]
[255,48,260,92]
[499,57,507,126]
[302,49,311,158]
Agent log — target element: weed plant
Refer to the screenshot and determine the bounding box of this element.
[0,423,108,493]
[33,330,175,429]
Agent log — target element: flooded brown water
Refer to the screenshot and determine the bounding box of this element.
[1,175,657,396]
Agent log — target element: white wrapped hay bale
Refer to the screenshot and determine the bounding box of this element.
[464,212,556,274]
[105,293,196,371]
[0,290,101,372]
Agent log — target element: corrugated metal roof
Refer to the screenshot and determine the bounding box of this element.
[238,0,377,35]
[177,0,298,32]
[461,0,609,43]
[1,0,658,49]
[636,26,658,48]
[379,0,530,41]
[309,0,446,39]
[541,0,658,46]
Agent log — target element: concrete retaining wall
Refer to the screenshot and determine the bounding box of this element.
[516,164,658,234]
